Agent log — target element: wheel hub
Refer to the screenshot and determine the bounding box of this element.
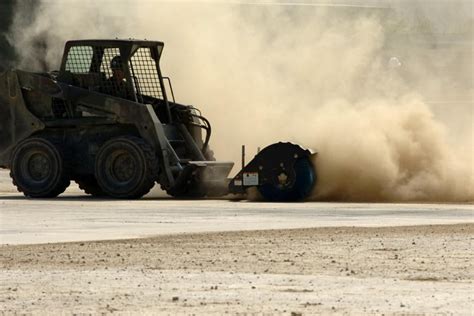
[111,153,136,182]
[277,172,289,187]
[27,153,51,181]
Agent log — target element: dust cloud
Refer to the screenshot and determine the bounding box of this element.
[8,0,473,202]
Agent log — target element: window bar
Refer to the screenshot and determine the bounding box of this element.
[129,61,144,103]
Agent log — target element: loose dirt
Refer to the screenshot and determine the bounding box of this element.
[1,224,472,314]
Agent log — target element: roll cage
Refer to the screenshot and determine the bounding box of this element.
[59,39,172,122]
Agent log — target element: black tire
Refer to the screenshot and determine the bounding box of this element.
[95,136,158,199]
[258,157,316,202]
[10,137,70,198]
[75,176,105,197]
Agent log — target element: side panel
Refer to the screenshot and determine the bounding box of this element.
[55,83,181,187]
[0,71,45,167]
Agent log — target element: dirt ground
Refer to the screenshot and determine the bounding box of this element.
[1,224,472,315]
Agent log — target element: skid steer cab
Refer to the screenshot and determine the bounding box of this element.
[0,39,233,198]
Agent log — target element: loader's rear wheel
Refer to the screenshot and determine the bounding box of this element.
[10,138,70,198]
[95,137,158,199]
[257,157,316,202]
[75,176,105,197]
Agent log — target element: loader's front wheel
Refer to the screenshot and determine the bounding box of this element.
[10,137,70,198]
[95,137,158,199]
[165,178,207,199]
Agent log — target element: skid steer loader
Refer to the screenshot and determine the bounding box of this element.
[0,39,316,201]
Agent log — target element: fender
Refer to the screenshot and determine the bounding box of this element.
[0,70,45,167]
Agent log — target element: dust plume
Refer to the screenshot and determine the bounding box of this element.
[8,0,473,202]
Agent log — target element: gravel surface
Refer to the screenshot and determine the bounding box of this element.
[1,224,472,315]
[2,192,472,245]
